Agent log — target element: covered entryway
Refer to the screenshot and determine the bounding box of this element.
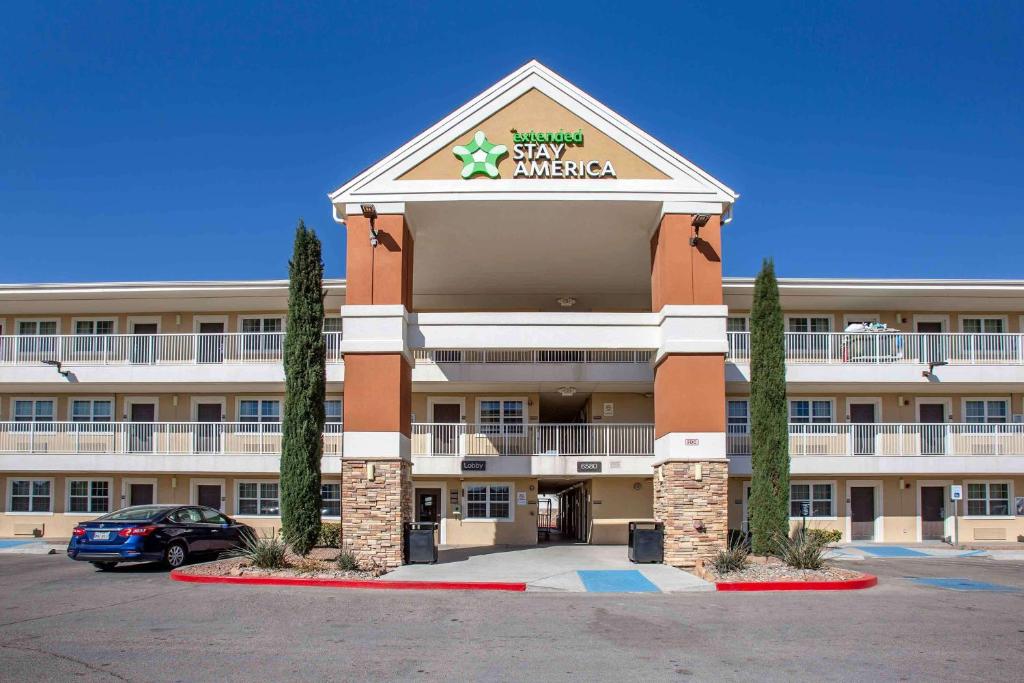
[538,479,590,544]
[416,488,442,544]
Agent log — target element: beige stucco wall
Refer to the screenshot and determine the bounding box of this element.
[589,477,653,544]
[417,476,540,546]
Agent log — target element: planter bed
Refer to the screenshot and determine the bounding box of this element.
[696,556,877,591]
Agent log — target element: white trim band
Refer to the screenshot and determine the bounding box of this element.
[653,432,727,465]
[342,432,411,461]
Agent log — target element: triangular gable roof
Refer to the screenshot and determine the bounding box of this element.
[329,60,738,215]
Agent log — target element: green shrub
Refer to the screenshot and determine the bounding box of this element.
[225,530,289,569]
[318,522,341,548]
[712,541,750,575]
[807,528,843,546]
[773,529,826,570]
[336,552,360,571]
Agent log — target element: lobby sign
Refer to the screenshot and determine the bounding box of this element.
[453,129,617,179]
[461,460,487,472]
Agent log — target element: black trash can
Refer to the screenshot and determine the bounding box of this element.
[627,521,664,563]
[405,522,438,564]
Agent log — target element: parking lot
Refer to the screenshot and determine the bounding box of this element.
[1,553,1022,681]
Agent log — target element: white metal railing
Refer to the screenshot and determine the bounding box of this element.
[726,423,1024,457]
[411,422,654,456]
[413,349,654,364]
[0,332,346,366]
[0,422,344,455]
[727,332,1024,365]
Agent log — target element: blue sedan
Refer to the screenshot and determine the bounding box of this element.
[67,504,254,570]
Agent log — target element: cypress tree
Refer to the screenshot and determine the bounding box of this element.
[280,220,326,556]
[748,258,790,555]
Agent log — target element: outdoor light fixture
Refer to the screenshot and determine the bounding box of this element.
[922,360,948,378]
[42,359,70,378]
[361,203,380,247]
[557,296,577,308]
[690,214,710,246]
[557,386,577,397]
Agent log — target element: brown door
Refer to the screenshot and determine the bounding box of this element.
[432,403,461,454]
[197,322,225,363]
[921,486,946,540]
[195,403,222,452]
[129,483,154,506]
[197,484,222,510]
[130,323,159,364]
[416,489,442,543]
[850,487,875,540]
[916,321,946,363]
[849,403,876,455]
[919,403,946,455]
[129,403,156,452]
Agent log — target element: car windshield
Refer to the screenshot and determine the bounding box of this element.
[98,506,168,522]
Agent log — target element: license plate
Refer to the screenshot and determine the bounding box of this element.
[92,531,110,540]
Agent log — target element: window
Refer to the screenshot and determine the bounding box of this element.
[323,317,343,334]
[726,317,748,332]
[325,400,343,424]
[239,400,281,431]
[68,479,111,514]
[71,399,113,423]
[323,317,343,357]
[962,318,1005,334]
[74,320,115,335]
[727,400,749,433]
[790,483,833,518]
[965,400,1008,424]
[241,317,283,334]
[321,483,341,517]
[237,482,280,516]
[787,316,831,333]
[966,482,1010,517]
[789,400,833,424]
[14,399,54,422]
[9,479,51,513]
[241,317,283,356]
[464,484,511,520]
[17,320,57,336]
[478,399,525,435]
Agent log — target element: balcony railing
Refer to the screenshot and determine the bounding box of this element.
[0,332,345,366]
[411,422,654,456]
[0,422,344,455]
[727,423,1024,457]
[727,331,1024,365]
[413,349,654,364]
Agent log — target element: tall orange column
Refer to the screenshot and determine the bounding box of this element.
[340,213,414,571]
[650,213,728,568]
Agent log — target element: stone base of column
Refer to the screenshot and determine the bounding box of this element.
[653,460,729,568]
[341,458,412,572]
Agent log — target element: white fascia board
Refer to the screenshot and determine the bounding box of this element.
[653,432,727,465]
[411,455,656,477]
[339,305,411,360]
[329,61,737,210]
[728,455,1024,477]
[0,453,342,475]
[342,432,411,461]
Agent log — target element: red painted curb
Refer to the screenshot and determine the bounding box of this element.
[715,574,878,592]
[170,569,526,592]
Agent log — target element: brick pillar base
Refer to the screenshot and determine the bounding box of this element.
[654,460,729,568]
[341,459,412,572]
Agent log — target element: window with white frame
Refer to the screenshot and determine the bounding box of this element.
[787,316,831,333]
[321,483,341,517]
[241,317,283,355]
[68,479,111,514]
[71,399,113,424]
[74,320,115,335]
[789,400,833,424]
[790,483,833,518]
[323,317,343,356]
[324,400,343,424]
[464,484,511,520]
[727,400,749,433]
[14,399,54,423]
[965,400,1008,424]
[241,317,283,334]
[9,479,51,512]
[478,399,525,435]
[239,400,281,431]
[323,317,343,334]
[237,481,280,516]
[17,320,57,336]
[727,317,748,332]
[962,318,1005,334]
[966,482,1010,517]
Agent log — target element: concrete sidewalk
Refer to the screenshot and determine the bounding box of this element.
[826,543,1024,561]
[0,538,63,555]
[381,544,713,593]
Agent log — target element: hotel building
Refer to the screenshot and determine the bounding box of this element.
[2,62,1022,569]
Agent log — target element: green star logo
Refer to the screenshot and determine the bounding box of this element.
[452,130,508,179]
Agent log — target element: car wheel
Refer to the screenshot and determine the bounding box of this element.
[165,542,188,569]
[91,561,117,571]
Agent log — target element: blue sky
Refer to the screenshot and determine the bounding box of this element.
[1,1,1021,282]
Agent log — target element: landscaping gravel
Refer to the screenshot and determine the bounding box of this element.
[175,546,377,580]
[710,561,863,583]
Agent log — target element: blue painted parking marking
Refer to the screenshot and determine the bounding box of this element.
[854,546,928,558]
[910,577,1019,592]
[577,570,660,593]
[0,540,35,549]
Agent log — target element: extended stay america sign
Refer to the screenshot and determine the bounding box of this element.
[452,129,617,180]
